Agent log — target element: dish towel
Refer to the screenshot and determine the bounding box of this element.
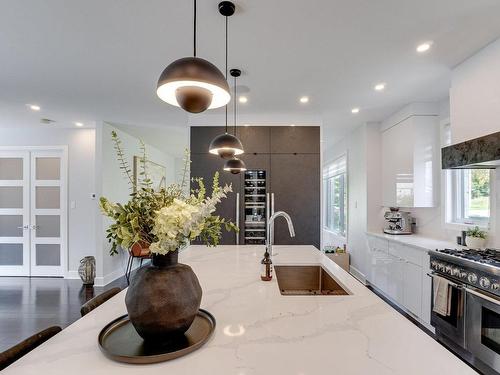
[433,275,452,316]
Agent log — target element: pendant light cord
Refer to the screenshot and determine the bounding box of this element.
[224,13,228,133]
[234,75,237,135]
[193,0,197,57]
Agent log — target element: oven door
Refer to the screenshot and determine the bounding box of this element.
[429,273,466,347]
[465,287,500,373]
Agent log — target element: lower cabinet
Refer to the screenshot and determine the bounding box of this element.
[403,261,422,317]
[367,234,431,329]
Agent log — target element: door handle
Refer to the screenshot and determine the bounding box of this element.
[465,287,500,306]
[17,225,29,230]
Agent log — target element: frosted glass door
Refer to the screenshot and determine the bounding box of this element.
[30,151,66,276]
[0,151,30,276]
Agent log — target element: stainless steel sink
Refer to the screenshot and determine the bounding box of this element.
[274,265,349,296]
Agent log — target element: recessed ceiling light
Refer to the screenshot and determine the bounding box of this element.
[28,104,41,111]
[290,124,296,127]
[351,107,360,114]
[244,124,249,127]
[299,96,309,103]
[374,83,386,91]
[416,41,433,53]
[239,96,248,103]
[74,122,84,127]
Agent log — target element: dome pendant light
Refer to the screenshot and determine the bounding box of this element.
[209,1,244,159]
[156,0,230,113]
[224,69,247,174]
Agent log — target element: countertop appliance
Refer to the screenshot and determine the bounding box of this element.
[429,248,500,374]
[383,208,413,235]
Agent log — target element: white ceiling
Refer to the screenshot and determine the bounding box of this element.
[0,0,500,140]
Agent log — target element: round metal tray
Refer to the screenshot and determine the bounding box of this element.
[98,309,216,364]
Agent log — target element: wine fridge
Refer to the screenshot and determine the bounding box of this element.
[243,170,267,245]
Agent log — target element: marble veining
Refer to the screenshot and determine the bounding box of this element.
[4,245,477,374]
[442,130,500,169]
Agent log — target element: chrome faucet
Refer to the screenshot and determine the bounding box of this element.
[266,211,295,257]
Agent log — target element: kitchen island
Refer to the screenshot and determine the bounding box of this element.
[4,245,477,374]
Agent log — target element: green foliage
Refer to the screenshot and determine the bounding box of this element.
[100,132,237,255]
[471,170,490,199]
[466,226,487,239]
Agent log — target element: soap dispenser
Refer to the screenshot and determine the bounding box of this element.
[260,249,272,281]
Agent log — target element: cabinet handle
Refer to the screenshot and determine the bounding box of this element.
[236,193,240,245]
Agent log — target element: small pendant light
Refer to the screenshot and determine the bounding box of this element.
[224,69,247,174]
[209,1,244,159]
[156,0,230,113]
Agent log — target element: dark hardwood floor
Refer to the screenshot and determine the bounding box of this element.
[0,275,129,352]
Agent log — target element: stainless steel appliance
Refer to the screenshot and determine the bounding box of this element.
[429,248,500,374]
[383,208,413,235]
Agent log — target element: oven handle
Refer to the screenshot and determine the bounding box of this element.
[426,272,463,289]
[465,287,500,306]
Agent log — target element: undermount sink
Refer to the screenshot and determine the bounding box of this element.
[274,265,349,296]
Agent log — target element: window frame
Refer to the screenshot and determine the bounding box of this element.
[323,155,348,238]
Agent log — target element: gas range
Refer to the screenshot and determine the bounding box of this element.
[429,248,500,297]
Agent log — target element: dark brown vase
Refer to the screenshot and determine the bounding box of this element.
[125,250,202,342]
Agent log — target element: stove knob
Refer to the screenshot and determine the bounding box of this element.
[491,283,499,291]
[430,260,437,269]
[445,265,453,274]
[459,270,468,279]
[452,267,461,277]
[468,273,478,284]
[438,263,445,271]
[479,277,491,289]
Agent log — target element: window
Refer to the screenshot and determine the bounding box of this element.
[443,123,491,226]
[450,169,490,225]
[323,156,347,237]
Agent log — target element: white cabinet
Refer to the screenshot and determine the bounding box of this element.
[403,261,422,317]
[366,234,431,327]
[381,115,439,208]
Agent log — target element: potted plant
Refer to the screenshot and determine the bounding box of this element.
[465,226,487,249]
[100,131,237,342]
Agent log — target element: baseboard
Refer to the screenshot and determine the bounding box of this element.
[66,270,80,279]
[349,265,366,284]
[65,262,141,287]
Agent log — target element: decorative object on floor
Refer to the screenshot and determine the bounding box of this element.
[133,156,166,192]
[156,0,230,113]
[209,2,244,159]
[465,226,487,249]
[0,326,62,371]
[224,68,247,174]
[78,256,96,286]
[80,287,122,317]
[100,131,236,343]
[98,309,216,364]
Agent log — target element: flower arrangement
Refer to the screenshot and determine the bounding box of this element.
[100,131,237,255]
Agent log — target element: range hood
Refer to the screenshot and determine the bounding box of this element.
[442,131,500,169]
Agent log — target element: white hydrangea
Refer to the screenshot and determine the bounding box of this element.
[150,185,232,254]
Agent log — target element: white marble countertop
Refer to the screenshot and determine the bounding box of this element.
[367,231,466,252]
[4,245,477,374]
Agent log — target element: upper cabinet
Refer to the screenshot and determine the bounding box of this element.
[190,126,226,154]
[238,126,271,154]
[381,105,440,208]
[270,126,320,154]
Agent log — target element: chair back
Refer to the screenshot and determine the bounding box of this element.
[0,326,62,370]
[80,287,121,317]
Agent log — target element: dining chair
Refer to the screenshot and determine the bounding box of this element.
[0,326,62,370]
[125,241,151,284]
[80,287,122,317]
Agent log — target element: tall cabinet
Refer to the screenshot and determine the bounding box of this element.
[190,126,320,248]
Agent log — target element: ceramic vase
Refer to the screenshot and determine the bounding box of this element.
[465,236,486,249]
[125,250,202,342]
